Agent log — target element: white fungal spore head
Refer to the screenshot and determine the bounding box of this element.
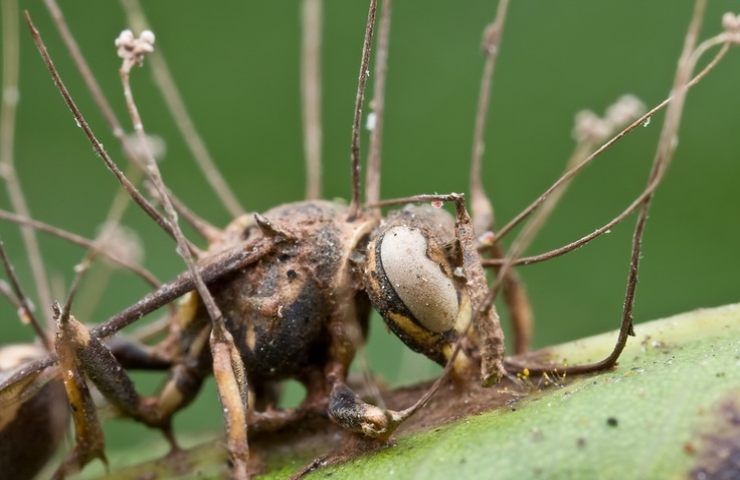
[115,28,156,68]
[722,13,740,43]
[573,94,645,144]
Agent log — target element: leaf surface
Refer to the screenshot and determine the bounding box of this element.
[95,304,740,480]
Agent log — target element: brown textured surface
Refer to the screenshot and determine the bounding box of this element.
[245,373,539,476]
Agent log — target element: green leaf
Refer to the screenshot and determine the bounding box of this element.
[95,304,740,480]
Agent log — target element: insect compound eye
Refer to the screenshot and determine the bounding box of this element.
[377,225,459,333]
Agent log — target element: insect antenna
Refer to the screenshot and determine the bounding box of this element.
[1,0,53,330]
[301,0,323,200]
[364,0,392,211]
[0,241,50,349]
[115,0,246,218]
[348,0,378,220]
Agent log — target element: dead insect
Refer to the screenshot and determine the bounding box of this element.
[0,0,737,479]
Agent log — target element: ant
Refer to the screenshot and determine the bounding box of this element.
[0,0,737,478]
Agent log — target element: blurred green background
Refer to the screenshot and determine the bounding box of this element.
[1,0,739,463]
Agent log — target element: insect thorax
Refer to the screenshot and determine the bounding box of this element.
[193,200,376,386]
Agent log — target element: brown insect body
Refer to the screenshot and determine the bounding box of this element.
[0,198,492,478]
[206,201,374,389]
[181,200,479,407]
[86,196,488,447]
[0,0,731,477]
[0,346,69,480]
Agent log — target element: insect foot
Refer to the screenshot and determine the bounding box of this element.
[328,383,401,441]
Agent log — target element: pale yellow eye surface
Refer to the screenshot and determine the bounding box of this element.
[379,226,459,333]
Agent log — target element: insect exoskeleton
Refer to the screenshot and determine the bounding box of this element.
[0,344,69,480]
[199,200,378,395]
[364,204,475,378]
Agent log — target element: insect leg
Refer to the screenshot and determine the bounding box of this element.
[106,335,172,370]
[325,314,387,436]
[52,304,107,478]
[0,238,275,399]
[326,379,396,440]
[325,361,453,441]
[324,219,407,439]
[322,318,400,439]
[324,315,401,440]
[246,367,332,434]
[55,301,211,453]
[448,196,507,386]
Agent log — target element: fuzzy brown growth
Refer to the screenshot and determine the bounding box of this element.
[206,201,375,391]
